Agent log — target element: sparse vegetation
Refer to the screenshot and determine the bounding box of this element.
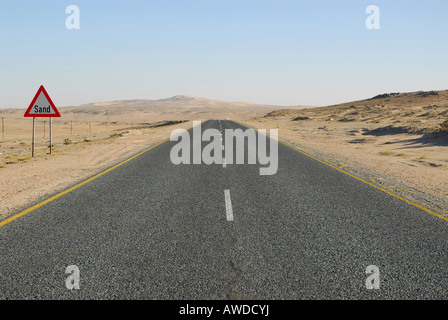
[370,176,383,184]
[379,151,393,156]
[109,132,121,139]
[337,162,347,168]
[440,120,448,131]
[292,116,310,121]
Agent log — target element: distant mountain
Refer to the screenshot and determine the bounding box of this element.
[50,95,304,121]
[72,95,283,110]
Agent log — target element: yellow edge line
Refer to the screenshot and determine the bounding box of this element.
[0,136,174,228]
[234,120,448,223]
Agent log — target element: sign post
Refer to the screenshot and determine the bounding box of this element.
[50,118,53,154]
[32,117,36,157]
[24,85,61,156]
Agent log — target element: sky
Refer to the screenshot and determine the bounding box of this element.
[0,0,447,108]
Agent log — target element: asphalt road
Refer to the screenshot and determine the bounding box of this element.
[0,120,447,299]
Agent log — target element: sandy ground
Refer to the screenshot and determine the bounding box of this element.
[0,121,194,218]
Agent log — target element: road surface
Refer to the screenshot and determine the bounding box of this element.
[0,120,447,299]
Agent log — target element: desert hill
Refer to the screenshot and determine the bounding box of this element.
[263,90,448,134]
[59,95,293,121]
[0,95,302,142]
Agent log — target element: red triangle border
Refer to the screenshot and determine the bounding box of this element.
[24,85,61,117]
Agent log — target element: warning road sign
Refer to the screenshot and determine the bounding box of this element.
[24,85,61,117]
[24,85,61,157]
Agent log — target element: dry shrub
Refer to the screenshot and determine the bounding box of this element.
[440,120,448,132]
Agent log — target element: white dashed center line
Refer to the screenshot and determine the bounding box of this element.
[224,189,234,221]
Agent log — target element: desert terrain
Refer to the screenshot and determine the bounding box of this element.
[0,96,290,218]
[243,90,448,217]
[1,91,447,219]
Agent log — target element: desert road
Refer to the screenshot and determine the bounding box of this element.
[0,120,447,300]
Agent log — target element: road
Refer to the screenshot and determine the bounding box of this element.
[0,120,447,299]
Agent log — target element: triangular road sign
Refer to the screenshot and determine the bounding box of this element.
[24,85,61,117]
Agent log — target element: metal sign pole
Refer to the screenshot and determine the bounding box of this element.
[32,117,36,157]
[50,117,53,154]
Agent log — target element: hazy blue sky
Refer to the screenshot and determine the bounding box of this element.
[1,0,447,108]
